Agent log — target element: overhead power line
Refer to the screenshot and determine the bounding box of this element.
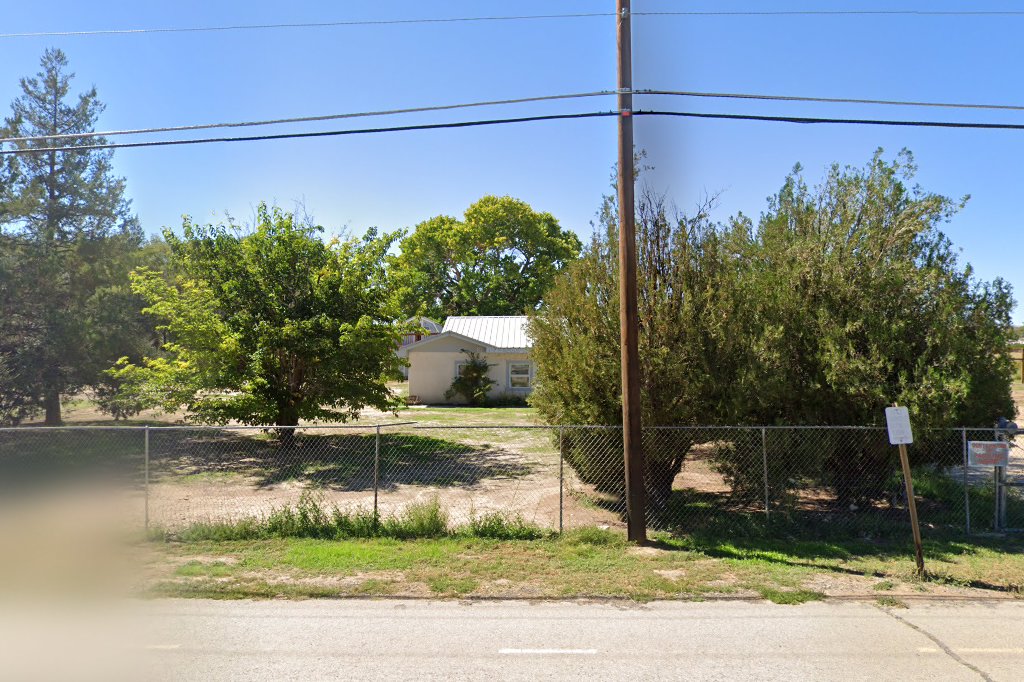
[8,89,1024,146]
[633,110,1024,129]
[638,89,1024,113]
[1,14,612,38]
[0,111,620,155]
[641,10,1024,17]
[0,91,615,144]
[4,9,1024,39]
[7,109,1024,157]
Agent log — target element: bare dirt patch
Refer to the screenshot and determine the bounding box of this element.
[653,569,687,581]
[145,427,623,531]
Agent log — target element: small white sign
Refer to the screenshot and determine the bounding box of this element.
[885,406,914,445]
[968,441,1010,467]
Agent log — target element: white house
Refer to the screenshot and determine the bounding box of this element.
[399,316,534,404]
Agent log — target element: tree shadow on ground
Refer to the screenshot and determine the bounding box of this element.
[575,483,1024,566]
[640,488,1024,592]
[0,428,144,492]
[147,430,533,491]
[646,533,1024,594]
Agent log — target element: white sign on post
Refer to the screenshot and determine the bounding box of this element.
[885,406,914,445]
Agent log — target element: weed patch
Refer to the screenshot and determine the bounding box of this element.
[169,493,549,542]
[468,511,547,540]
[428,576,479,596]
[562,527,627,547]
[876,596,909,608]
[758,588,825,605]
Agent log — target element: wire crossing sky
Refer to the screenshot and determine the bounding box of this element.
[10,109,1024,156]
[5,88,1024,145]
[1,0,1022,322]
[5,8,1024,39]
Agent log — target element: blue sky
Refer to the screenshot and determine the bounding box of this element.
[1,1,1022,322]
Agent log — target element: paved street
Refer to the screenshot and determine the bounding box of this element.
[127,598,1023,681]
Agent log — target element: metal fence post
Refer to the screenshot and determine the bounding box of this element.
[761,427,769,519]
[144,425,150,534]
[559,425,565,534]
[995,465,1007,532]
[373,425,381,527]
[962,427,971,536]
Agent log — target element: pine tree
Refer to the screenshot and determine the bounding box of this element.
[0,49,142,424]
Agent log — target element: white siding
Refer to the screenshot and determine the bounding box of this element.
[407,349,533,404]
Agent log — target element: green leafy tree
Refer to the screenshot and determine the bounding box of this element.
[0,48,142,424]
[391,195,581,319]
[529,151,1016,508]
[110,204,405,429]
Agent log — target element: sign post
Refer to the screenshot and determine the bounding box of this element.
[885,406,925,576]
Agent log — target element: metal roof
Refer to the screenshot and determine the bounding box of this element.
[404,316,443,333]
[441,316,532,351]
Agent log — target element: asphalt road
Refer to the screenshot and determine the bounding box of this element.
[112,598,1022,681]
[4,598,1017,680]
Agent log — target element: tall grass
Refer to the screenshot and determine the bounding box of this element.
[172,492,549,542]
[469,511,546,540]
[380,498,449,539]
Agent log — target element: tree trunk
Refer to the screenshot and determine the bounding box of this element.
[644,441,690,520]
[43,387,62,426]
[645,457,681,513]
[276,403,300,448]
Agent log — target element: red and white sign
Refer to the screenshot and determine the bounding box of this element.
[968,441,1010,467]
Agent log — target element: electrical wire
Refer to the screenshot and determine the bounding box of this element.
[4,9,1024,39]
[633,110,1024,129]
[637,89,1024,113]
[9,109,1024,157]
[0,14,614,38]
[0,111,620,155]
[10,88,1024,146]
[638,10,1024,17]
[0,91,616,143]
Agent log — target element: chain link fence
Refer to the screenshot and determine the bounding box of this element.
[1,423,1021,539]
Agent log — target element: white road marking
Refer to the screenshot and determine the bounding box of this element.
[145,644,181,650]
[499,648,597,655]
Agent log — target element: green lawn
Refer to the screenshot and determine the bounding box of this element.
[368,405,540,427]
[144,528,1024,602]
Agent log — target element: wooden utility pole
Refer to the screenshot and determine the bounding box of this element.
[617,0,646,543]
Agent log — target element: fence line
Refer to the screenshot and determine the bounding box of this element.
[1,423,1019,539]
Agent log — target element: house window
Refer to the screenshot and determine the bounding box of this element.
[455,361,469,378]
[508,362,532,389]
